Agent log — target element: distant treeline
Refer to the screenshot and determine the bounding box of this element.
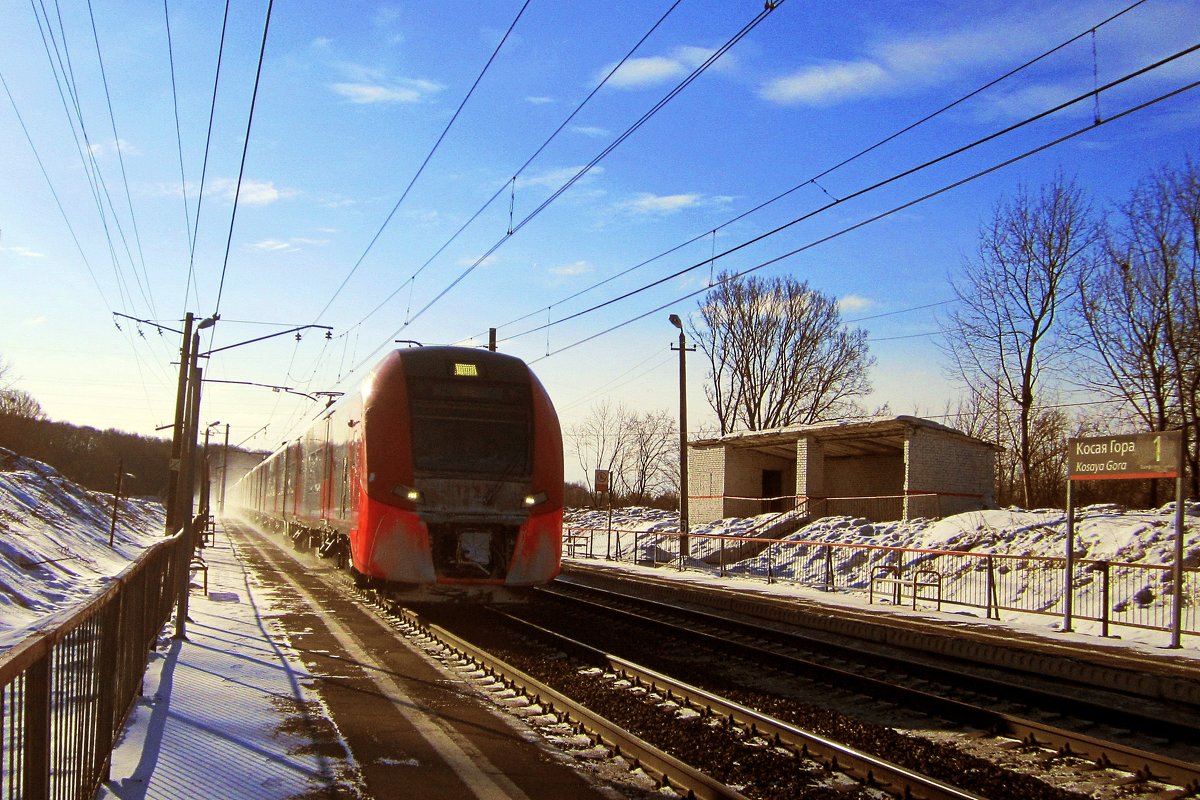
[0,414,261,499]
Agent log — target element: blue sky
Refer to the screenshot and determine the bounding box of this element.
[1,0,1198,461]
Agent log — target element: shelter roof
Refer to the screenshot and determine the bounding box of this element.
[689,416,995,459]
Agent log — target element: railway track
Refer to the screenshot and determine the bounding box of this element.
[385,598,978,799]
[396,585,1199,800]
[538,580,1200,790]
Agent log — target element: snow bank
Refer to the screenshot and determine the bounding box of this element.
[0,447,166,650]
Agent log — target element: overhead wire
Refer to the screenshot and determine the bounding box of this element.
[183,0,233,315]
[163,0,194,262]
[501,40,1200,347]
[29,0,150,317]
[346,0,689,333]
[85,0,157,321]
[475,0,1152,344]
[312,0,536,324]
[400,1,781,331]
[211,0,274,321]
[342,0,784,381]
[528,73,1200,363]
[0,68,110,309]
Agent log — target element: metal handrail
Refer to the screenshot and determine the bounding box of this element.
[1,533,186,799]
[565,525,1198,639]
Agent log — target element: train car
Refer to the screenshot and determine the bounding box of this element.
[236,346,563,590]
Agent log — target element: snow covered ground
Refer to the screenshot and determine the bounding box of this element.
[0,447,166,649]
[564,502,1200,652]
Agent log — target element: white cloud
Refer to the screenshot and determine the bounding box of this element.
[515,165,603,189]
[251,240,295,252]
[758,10,1066,108]
[838,294,873,313]
[0,245,47,259]
[760,60,891,106]
[87,138,137,158]
[572,125,609,138]
[623,192,703,215]
[331,79,442,104]
[250,236,329,252]
[602,46,731,89]
[526,96,555,105]
[210,178,297,206]
[549,260,592,277]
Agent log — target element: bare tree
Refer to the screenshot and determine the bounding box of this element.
[568,400,631,500]
[619,409,677,503]
[0,389,45,419]
[692,272,873,434]
[940,176,1096,507]
[1079,160,1200,496]
[568,402,678,506]
[0,357,44,420]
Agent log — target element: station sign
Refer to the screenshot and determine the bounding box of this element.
[1067,430,1181,481]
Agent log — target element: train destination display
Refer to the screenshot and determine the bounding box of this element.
[1067,431,1181,481]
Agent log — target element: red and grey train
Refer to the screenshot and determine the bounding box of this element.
[235,346,563,590]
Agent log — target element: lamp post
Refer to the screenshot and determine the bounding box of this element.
[219,423,230,516]
[108,461,135,548]
[200,421,221,524]
[174,313,217,640]
[669,314,692,563]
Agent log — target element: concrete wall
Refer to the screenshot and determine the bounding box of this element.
[722,447,795,518]
[904,426,995,517]
[688,421,996,525]
[688,445,726,523]
[822,453,905,521]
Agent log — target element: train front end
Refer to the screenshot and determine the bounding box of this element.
[353,347,563,588]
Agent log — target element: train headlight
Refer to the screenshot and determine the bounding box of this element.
[523,491,548,508]
[393,484,422,504]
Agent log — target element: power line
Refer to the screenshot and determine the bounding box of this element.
[312,0,536,324]
[529,74,1200,363]
[163,0,194,265]
[343,0,785,380]
[472,0,1150,345]
[344,0,689,334]
[0,68,110,308]
[86,0,157,321]
[212,0,274,320]
[184,0,233,315]
[502,40,1200,348]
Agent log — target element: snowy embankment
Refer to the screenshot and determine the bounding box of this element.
[0,447,165,650]
[564,502,1200,641]
[565,502,1200,565]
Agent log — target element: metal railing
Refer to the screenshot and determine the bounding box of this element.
[1,534,184,799]
[564,525,1199,639]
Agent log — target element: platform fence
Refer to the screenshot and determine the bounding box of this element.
[563,524,1198,639]
[0,534,184,800]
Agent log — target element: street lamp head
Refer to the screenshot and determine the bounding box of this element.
[668,313,682,329]
[197,314,219,331]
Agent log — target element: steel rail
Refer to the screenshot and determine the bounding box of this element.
[489,609,983,800]
[392,607,749,800]
[541,580,1200,794]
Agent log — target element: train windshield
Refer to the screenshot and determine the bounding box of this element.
[408,378,532,476]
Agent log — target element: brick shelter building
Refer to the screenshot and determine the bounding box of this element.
[688,416,995,523]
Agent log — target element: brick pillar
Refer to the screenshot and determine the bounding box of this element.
[795,436,824,516]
